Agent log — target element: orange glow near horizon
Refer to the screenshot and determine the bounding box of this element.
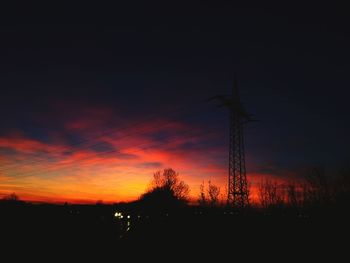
[0,108,291,205]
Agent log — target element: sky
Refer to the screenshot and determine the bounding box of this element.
[0,2,349,203]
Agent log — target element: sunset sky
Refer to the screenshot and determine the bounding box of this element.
[0,2,349,203]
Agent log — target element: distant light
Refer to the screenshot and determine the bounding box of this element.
[127,215,131,219]
[114,211,124,219]
[120,215,124,219]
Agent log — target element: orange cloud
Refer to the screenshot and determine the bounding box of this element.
[0,108,291,204]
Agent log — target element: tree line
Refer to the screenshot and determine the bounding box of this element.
[139,167,350,216]
[2,167,349,216]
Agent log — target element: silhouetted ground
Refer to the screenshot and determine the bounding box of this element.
[1,203,348,259]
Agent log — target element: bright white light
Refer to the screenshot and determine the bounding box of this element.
[114,211,124,219]
[127,215,131,219]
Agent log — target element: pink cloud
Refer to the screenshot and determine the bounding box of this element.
[0,105,291,204]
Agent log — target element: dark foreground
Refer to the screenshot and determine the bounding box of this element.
[1,204,348,259]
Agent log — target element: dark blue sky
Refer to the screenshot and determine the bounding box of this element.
[1,1,349,177]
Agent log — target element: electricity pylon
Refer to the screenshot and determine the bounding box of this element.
[211,79,254,208]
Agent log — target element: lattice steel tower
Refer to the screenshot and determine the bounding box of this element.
[228,79,250,208]
[212,79,253,208]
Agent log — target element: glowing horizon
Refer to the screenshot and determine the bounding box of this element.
[0,105,291,204]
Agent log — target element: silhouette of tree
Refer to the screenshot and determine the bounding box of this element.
[246,181,252,205]
[302,167,333,207]
[198,181,207,206]
[300,166,350,212]
[2,193,19,202]
[197,180,221,207]
[308,167,329,201]
[139,168,190,211]
[286,181,299,208]
[207,180,220,207]
[258,179,284,210]
[220,185,228,205]
[96,200,104,205]
[147,168,190,200]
